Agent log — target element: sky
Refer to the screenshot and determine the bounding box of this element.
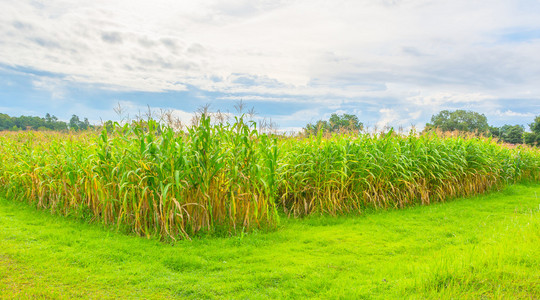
[1,0,540,132]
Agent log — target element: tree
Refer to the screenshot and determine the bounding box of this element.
[14,115,45,130]
[425,110,489,134]
[530,115,540,134]
[489,124,525,144]
[501,125,524,144]
[44,113,68,131]
[0,113,14,130]
[524,115,540,146]
[82,118,90,130]
[304,113,363,135]
[488,125,501,139]
[69,115,81,131]
[0,113,69,131]
[68,114,94,131]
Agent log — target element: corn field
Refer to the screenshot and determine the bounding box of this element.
[1,116,539,240]
[279,130,540,216]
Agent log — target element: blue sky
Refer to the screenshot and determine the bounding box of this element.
[1,0,540,132]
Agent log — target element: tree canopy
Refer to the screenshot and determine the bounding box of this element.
[0,113,91,131]
[524,115,540,146]
[304,113,363,135]
[69,115,91,131]
[490,124,525,144]
[425,110,489,134]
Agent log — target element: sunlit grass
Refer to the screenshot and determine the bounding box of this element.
[1,183,539,299]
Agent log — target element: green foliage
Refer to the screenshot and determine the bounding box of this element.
[530,115,540,133]
[69,114,91,131]
[490,124,525,144]
[524,115,540,146]
[1,184,539,298]
[0,112,71,131]
[45,113,68,131]
[304,113,363,135]
[0,113,15,130]
[425,110,489,134]
[1,117,539,240]
[278,131,540,216]
[0,115,279,239]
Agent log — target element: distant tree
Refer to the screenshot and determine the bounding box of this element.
[500,125,524,144]
[68,114,94,131]
[83,118,90,130]
[304,113,363,135]
[103,120,115,133]
[51,119,68,131]
[0,113,69,131]
[69,115,81,131]
[524,115,540,146]
[0,113,14,130]
[329,114,362,131]
[530,115,540,133]
[425,110,489,134]
[488,125,501,138]
[14,115,46,130]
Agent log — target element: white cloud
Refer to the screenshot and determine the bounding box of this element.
[1,0,540,128]
[407,92,496,108]
[408,110,422,120]
[495,109,535,118]
[272,107,321,123]
[1,0,539,94]
[276,126,303,134]
[376,108,400,128]
[170,109,196,125]
[32,77,67,99]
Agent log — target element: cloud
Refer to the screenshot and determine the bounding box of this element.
[31,77,67,99]
[276,126,304,134]
[407,92,496,107]
[270,107,322,124]
[376,108,400,128]
[96,100,198,125]
[408,110,422,120]
[101,32,123,44]
[495,109,535,118]
[1,0,537,95]
[170,109,196,125]
[12,20,34,31]
[0,0,539,130]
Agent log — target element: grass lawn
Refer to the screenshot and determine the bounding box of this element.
[1,184,539,299]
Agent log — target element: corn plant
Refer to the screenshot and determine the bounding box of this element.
[277,130,540,216]
[1,121,539,240]
[0,115,279,240]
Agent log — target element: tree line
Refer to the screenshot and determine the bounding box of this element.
[304,110,540,147]
[2,110,539,146]
[0,113,94,131]
[425,110,539,146]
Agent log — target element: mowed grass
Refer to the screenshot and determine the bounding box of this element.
[1,184,539,299]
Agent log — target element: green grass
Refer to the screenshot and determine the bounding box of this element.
[1,184,539,299]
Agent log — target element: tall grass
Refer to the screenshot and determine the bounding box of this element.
[0,117,539,240]
[278,130,540,216]
[0,115,278,240]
